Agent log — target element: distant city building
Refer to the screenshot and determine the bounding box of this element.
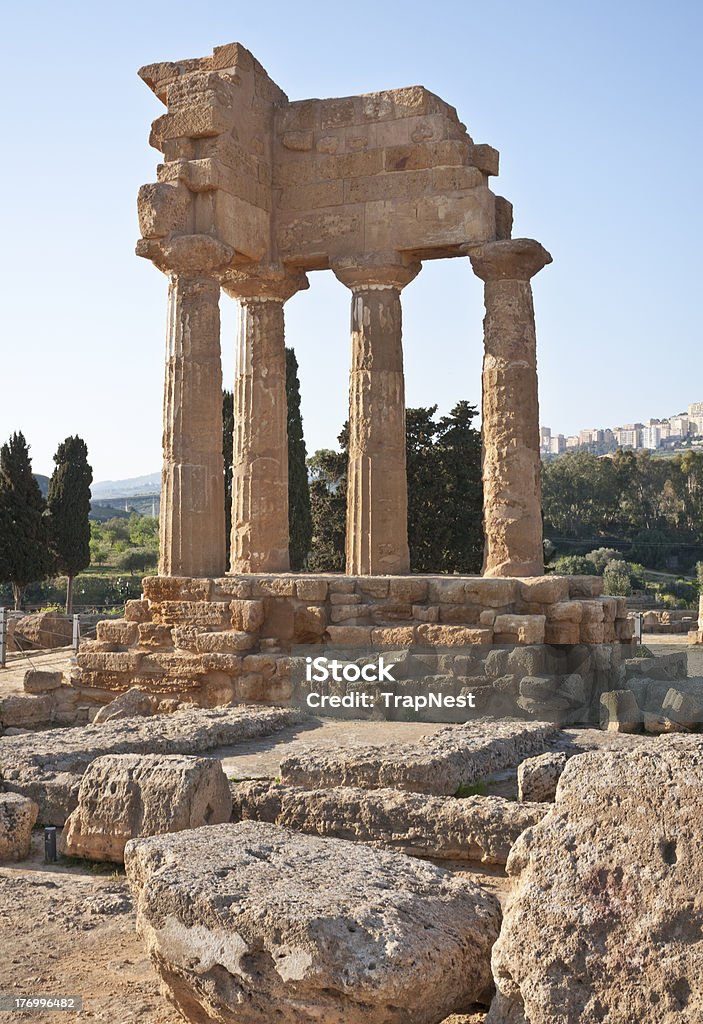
[688,402,703,435]
[540,400,702,457]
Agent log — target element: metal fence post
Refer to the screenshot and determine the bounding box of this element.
[0,607,6,668]
[72,614,80,652]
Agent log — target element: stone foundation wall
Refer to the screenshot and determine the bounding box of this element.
[71,574,634,721]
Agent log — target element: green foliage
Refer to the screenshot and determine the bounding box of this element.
[47,435,93,612]
[286,348,312,570]
[307,436,348,573]
[549,555,595,576]
[585,547,624,574]
[0,432,54,609]
[602,559,632,596]
[115,548,158,575]
[542,450,703,572]
[307,402,482,574]
[407,402,483,573]
[222,389,233,568]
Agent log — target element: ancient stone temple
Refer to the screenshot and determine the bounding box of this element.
[136,41,551,581]
[72,43,637,714]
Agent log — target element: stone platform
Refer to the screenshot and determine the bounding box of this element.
[71,574,634,715]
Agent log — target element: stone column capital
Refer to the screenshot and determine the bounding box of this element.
[470,238,552,283]
[223,265,309,303]
[332,258,421,292]
[136,233,235,277]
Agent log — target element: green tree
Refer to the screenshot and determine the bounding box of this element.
[602,559,632,596]
[434,402,483,573]
[585,547,624,574]
[0,432,53,609]
[286,348,312,570]
[307,430,348,572]
[222,389,234,568]
[47,436,93,614]
[116,548,158,575]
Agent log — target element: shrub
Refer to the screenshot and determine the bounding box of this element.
[602,559,632,596]
[585,547,624,575]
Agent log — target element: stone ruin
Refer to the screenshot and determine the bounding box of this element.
[73,41,637,711]
[136,40,549,581]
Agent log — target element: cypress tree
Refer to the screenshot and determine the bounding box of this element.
[286,348,312,570]
[47,436,93,614]
[434,401,483,573]
[0,432,53,610]
[222,389,234,569]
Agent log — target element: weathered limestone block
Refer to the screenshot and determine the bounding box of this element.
[465,577,518,607]
[137,623,174,648]
[488,740,703,1024]
[10,612,72,651]
[600,690,642,733]
[125,821,501,1023]
[518,577,569,604]
[493,614,545,644]
[416,624,493,646]
[517,751,568,802]
[0,694,53,729]
[567,576,604,598]
[151,600,231,627]
[294,605,327,642]
[325,625,372,646]
[230,598,265,632]
[281,720,558,795]
[0,705,304,824]
[96,619,140,645]
[470,240,552,578]
[662,687,703,730]
[231,781,549,865]
[92,688,156,724]
[335,262,420,575]
[125,599,151,623]
[23,670,62,694]
[0,793,38,861]
[295,578,328,601]
[61,754,232,862]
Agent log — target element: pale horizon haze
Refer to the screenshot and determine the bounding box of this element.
[1,0,701,481]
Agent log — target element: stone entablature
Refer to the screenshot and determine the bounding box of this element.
[73,574,634,713]
[136,42,552,581]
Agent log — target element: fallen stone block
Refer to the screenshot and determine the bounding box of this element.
[0,705,304,824]
[125,821,501,1023]
[0,793,38,861]
[662,687,703,730]
[0,694,53,729]
[92,687,156,724]
[61,754,232,862]
[231,780,549,865]
[280,719,558,795]
[23,670,63,694]
[487,738,703,1024]
[517,751,568,803]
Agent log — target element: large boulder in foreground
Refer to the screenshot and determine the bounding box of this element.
[487,736,703,1023]
[61,753,232,862]
[125,821,501,1024]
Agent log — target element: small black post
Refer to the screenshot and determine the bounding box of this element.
[44,826,57,863]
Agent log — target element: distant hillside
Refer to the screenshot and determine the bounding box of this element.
[34,474,49,496]
[92,472,160,498]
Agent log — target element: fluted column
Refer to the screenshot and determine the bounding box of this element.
[223,269,308,572]
[470,239,552,578]
[159,238,231,578]
[334,261,420,575]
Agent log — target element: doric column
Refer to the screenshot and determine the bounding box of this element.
[470,239,552,578]
[223,269,308,573]
[157,236,233,578]
[333,261,421,576]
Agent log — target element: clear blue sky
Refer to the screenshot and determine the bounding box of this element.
[1,0,701,481]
